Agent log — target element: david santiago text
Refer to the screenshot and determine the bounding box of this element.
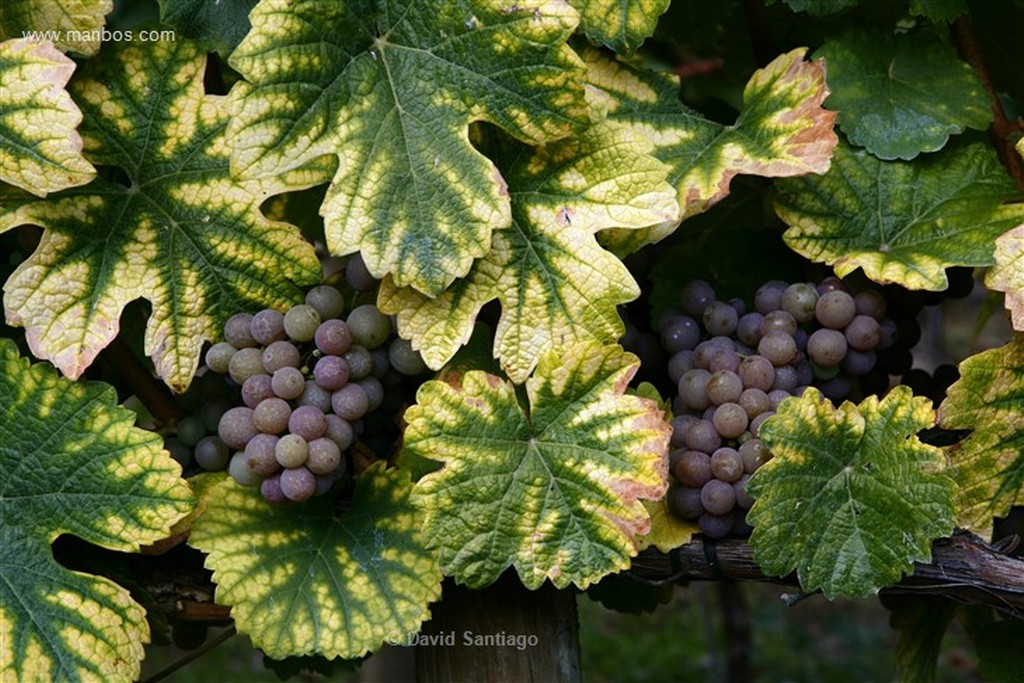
[390,630,540,650]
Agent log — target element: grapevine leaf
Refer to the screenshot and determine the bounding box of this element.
[0,0,112,55]
[747,387,955,598]
[228,0,589,296]
[772,0,859,14]
[775,140,1024,291]
[379,119,676,383]
[0,338,194,682]
[0,38,320,391]
[569,0,670,53]
[0,38,95,196]
[158,0,258,58]
[188,464,442,660]
[584,45,836,252]
[961,607,1024,683]
[910,0,967,22]
[815,28,989,160]
[406,342,670,589]
[988,224,1024,331]
[884,595,956,683]
[636,497,697,552]
[936,336,1024,540]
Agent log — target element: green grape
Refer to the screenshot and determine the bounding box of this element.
[283,304,321,342]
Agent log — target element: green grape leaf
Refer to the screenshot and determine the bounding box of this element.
[569,0,670,53]
[0,0,112,56]
[406,342,670,589]
[884,595,956,683]
[773,0,859,14]
[188,464,441,660]
[910,0,967,22]
[378,119,676,383]
[228,0,589,297]
[0,38,95,196]
[158,0,257,58]
[987,225,1024,331]
[775,141,1024,291]
[0,38,320,392]
[815,29,989,160]
[936,336,1024,541]
[961,606,1024,683]
[584,45,836,253]
[0,338,194,681]
[747,386,955,598]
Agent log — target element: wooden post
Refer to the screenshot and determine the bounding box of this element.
[415,572,582,682]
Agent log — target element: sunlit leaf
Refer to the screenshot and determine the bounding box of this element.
[406,342,670,589]
[228,0,589,296]
[0,38,94,196]
[748,387,955,598]
[0,338,194,681]
[0,38,320,391]
[188,464,442,659]
[569,0,670,52]
[987,222,1024,331]
[0,0,112,56]
[775,140,1024,291]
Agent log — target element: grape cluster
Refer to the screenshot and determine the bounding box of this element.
[202,280,428,504]
[660,276,901,538]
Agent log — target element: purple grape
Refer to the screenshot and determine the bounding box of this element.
[700,479,736,516]
[706,370,742,406]
[678,369,712,411]
[307,438,342,475]
[781,283,818,324]
[288,405,327,441]
[660,315,701,353]
[261,472,289,505]
[262,340,301,373]
[807,328,848,367]
[680,280,716,316]
[754,280,787,313]
[250,309,286,345]
[241,373,274,409]
[703,302,738,336]
[685,420,722,453]
[710,447,743,483]
[343,346,373,380]
[736,312,765,346]
[275,433,308,468]
[738,355,775,391]
[815,290,856,329]
[253,397,291,434]
[346,252,378,291]
[699,512,735,539]
[668,351,695,384]
[314,355,350,391]
[224,313,256,348]
[305,285,345,320]
[280,466,316,502]
[315,319,354,356]
[218,407,257,449]
[332,384,370,420]
[673,450,712,487]
[324,414,354,451]
[244,433,281,476]
[271,366,305,400]
[845,315,882,351]
[712,403,748,439]
[204,342,236,374]
[669,486,704,519]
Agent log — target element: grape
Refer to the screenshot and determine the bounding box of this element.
[781,282,818,324]
[700,479,736,516]
[176,414,207,447]
[845,315,882,351]
[275,433,309,468]
[388,338,429,376]
[228,451,263,487]
[343,345,374,380]
[816,276,848,295]
[807,328,847,367]
[736,312,764,346]
[289,405,327,441]
[245,433,281,475]
[712,402,748,439]
[669,414,700,448]
[680,280,715,316]
[728,297,746,316]
[703,302,738,336]
[200,399,231,433]
[253,397,291,434]
[204,342,236,374]
[347,304,392,349]
[739,439,770,473]
[315,319,354,356]
[224,313,257,348]
[660,315,700,353]
[250,309,286,345]
[795,359,814,385]
[313,355,350,391]
[710,447,743,482]
[305,285,345,320]
[667,351,695,384]
[762,310,797,336]
[734,474,754,509]
[332,383,370,420]
[218,406,257,449]
[271,366,305,400]
[707,348,741,374]
[228,347,265,384]
[345,252,378,291]
[370,348,391,378]
[754,280,787,314]
[811,361,839,381]
[818,373,853,402]
[685,420,722,453]
[706,370,742,406]
[692,339,729,370]
[280,466,317,502]
[672,450,712,487]
[358,377,385,411]
[165,437,192,467]
[738,388,771,419]
[262,340,301,373]
[841,349,876,375]
[241,373,274,408]
[815,290,856,329]
[767,390,790,410]
[298,380,333,413]
[314,473,338,497]
[283,304,321,342]
[307,438,342,475]
[194,436,230,470]
[749,411,774,437]
[758,331,797,366]
[324,414,355,451]
[878,318,898,350]
[738,355,775,391]
[261,473,289,505]
[698,512,734,539]
[678,369,712,411]
[669,486,704,519]
[854,290,887,320]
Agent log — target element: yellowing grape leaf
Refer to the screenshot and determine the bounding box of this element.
[776,141,1024,291]
[636,497,697,553]
[0,38,95,196]
[378,119,677,383]
[988,224,1024,330]
[748,387,955,598]
[0,338,194,682]
[228,0,589,296]
[937,337,1024,541]
[188,464,442,660]
[584,45,836,253]
[814,28,989,160]
[0,0,112,56]
[569,0,670,53]
[0,38,320,392]
[406,342,670,589]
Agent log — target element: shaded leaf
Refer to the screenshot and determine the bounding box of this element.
[937,336,1024,540]
[0,338,194,681]
[228,0,589,296]
[960,606,1024,683]
[748,386,955,598]
[884,594,956,683]
[406,342,670,589]
[0,38,320,391]
[0,38,95,196]
[0,0,112,55]
[772,0,860,14]
[188,464,442,659]
[569,0,670,53]
[815,28,989,160]
[379,119,676,383]
[910,0,967,22]
[775,140,1024,291]
[158,0,257,58]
